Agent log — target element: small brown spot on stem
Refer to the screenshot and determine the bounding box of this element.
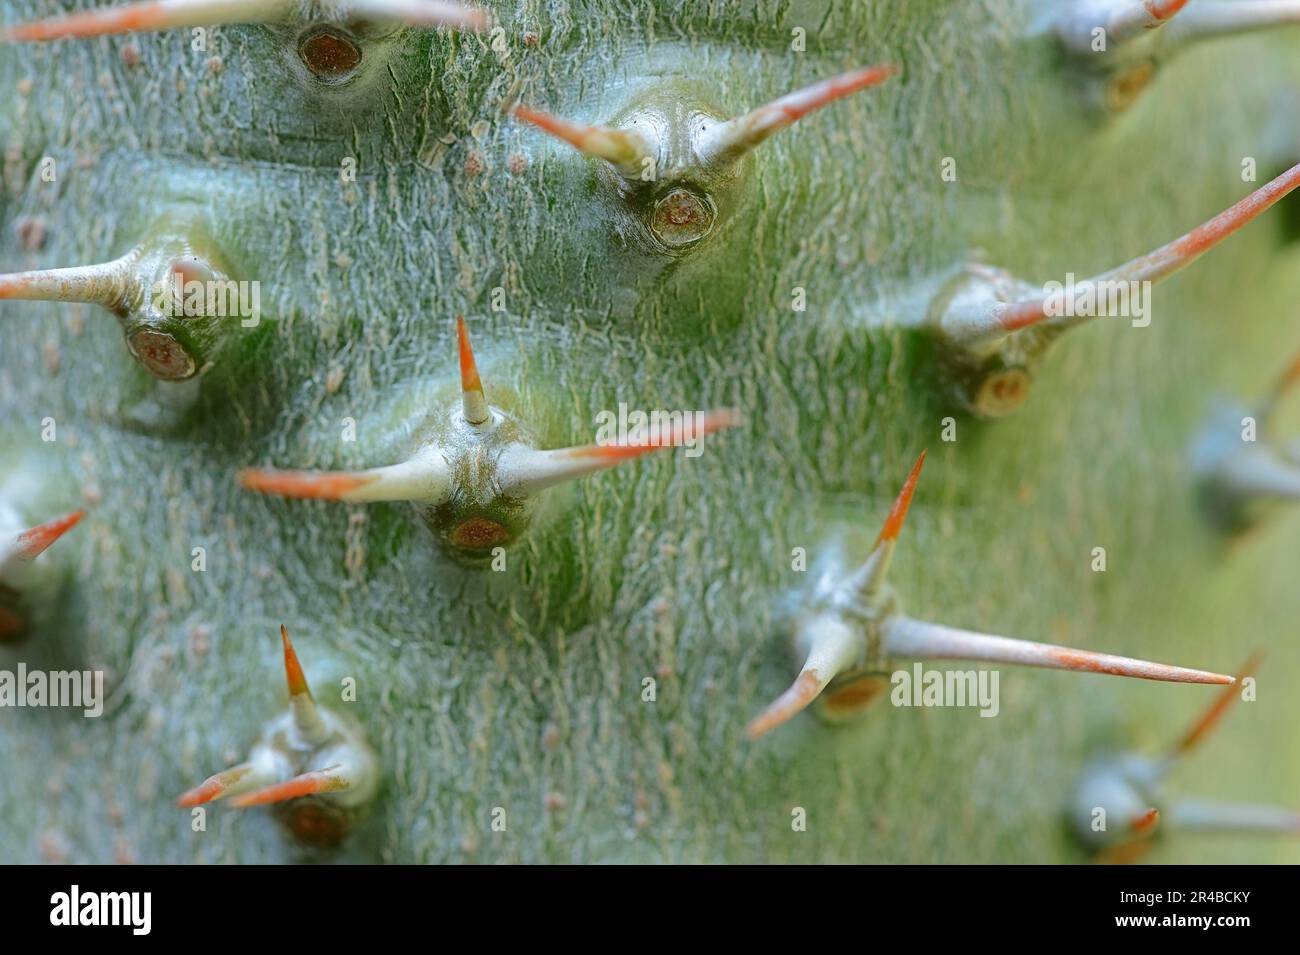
[279,800,350,848]
[974,368,1031,418]
[126,329,197,380]
[1105,62,1155,113]
[650,188,715,249]
[299,28,362,82]
[822,676,889,715]
[450,517,511,549]
[0,604,25,643]
[14,216,46,251]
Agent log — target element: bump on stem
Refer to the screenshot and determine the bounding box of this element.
[744,452,928,739]
[748,450,1234,741]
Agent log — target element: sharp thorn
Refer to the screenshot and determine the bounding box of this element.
[883,615,1234,685]
[1110,160,1300,286]
[0,0,292,42]
[238,449,450,504]
[238,468,382,500]
[1169,1,1300,43]
[0,258,133,309]
[175,762,261,808]
[280,624,328,744]
[851,449,927,598]
[1146,0,1191,19]
[744,670,829,740]
[1218,447,1300,500]
[13,509,84,560]
[875,449,927,548]
[1059,0,1190,54]
[510,104,653,178]
[0,0,486,42]
[456,315,489,425]
[281,624,312,700]
[498,408,741,495]
[948,162,1300,340]
[345,0,488,31]
[1166,797,1300,833]
[699,64,898,166]
[746,614,863,740]
[229,767,350,809]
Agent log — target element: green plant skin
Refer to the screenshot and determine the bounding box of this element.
[1,0,1299,863]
